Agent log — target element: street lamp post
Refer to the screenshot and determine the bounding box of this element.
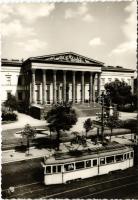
[96,93,113,145]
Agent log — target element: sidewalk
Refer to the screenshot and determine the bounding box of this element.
[2,148,53,164]
[2,112,46,131]
[2,133,133,164]
[2,111,136,131]
[2,112,96,132]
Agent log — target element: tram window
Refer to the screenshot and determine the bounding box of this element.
[130,152,133,158]
[46,166,51,174]
[93,159,97,166]
[127,153,129,159]
[106,156,114,164]
[53,166,56,173]
[124,154,127,160]
[100,158,105,165]
[75,161,85,169]
[86,160,91,168]
[57,165,61,173]
[64,163,74,171]
[116,154,123,162]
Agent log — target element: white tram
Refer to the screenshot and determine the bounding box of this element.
[41,145,134,185]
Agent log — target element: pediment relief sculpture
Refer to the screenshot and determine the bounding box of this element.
[44,54,92,64]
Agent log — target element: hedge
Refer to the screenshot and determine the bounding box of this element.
[2,112,17,121]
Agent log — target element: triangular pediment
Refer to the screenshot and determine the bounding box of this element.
[31,52,104,65]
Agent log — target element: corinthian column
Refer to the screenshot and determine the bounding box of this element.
[97,73,101,97]
[53,70,57,104]
[92,73,96,102]
[81,71,85,104]
[89,72,93,103]
[31,69,36,104]
[63,70,66,102]
[42,69,46,104]
[72,71,75,103]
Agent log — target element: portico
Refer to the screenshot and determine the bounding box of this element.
[30,69,101,105]
[24,52,104,105]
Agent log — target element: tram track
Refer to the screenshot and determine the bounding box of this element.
[3,173,138,199]
[44,175,138,199]
[80,181,138,199]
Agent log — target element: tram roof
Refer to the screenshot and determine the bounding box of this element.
[44,144,133,165]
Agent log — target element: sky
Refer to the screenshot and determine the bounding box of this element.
[1,1,137,69]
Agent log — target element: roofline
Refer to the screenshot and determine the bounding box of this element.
[102,67,135,73]
[1,59,22,67]
[24,58,103,67]
[29,51,104,65]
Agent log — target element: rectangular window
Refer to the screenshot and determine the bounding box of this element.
[64,163,74,171]
[131,152,133,158]
[46,166,51,174]
[127,153,129,159]
[86,160,91,168]
[116,154,123,162]
[53,166,56,173]
[124,154,127,160]
[75,161,85,169]
[106,156,114,164]
[93,159,97,166]
[6,75,11,85]
[18,75,22,85]
[57,165,61,173]
[100,158,105,165]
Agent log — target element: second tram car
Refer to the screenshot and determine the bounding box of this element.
[41,144,134,185]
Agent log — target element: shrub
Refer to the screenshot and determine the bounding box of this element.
[118,104,135,112]
[121,119,137,133]
[2,111,17,121]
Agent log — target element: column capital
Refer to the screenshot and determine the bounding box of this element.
[42,69,46,73]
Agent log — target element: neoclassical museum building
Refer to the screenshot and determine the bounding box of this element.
[1,52,135,117]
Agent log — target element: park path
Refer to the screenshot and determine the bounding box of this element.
[2,112,46,131]
[2,111,137,131]
[2,112,96,132]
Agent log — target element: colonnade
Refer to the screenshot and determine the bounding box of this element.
[30,69,101,105]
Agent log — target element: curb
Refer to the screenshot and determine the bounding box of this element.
[2,154,45,164]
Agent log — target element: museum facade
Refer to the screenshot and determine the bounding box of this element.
[1,52,135,107]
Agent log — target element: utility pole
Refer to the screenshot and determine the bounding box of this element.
[101,98,104,145]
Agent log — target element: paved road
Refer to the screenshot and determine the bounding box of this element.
[2,160,138,199]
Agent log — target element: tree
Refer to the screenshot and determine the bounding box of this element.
[45,102,78,151]
[104,79,133,106]
[83,118,93,137]
[21,124,36,155]
[105,116,122,141]
[4,94,18,111]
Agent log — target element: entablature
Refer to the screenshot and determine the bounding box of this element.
[31,62,102,73]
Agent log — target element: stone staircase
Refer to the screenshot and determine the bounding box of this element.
[73,102,102,117]
[30,102,102,119]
